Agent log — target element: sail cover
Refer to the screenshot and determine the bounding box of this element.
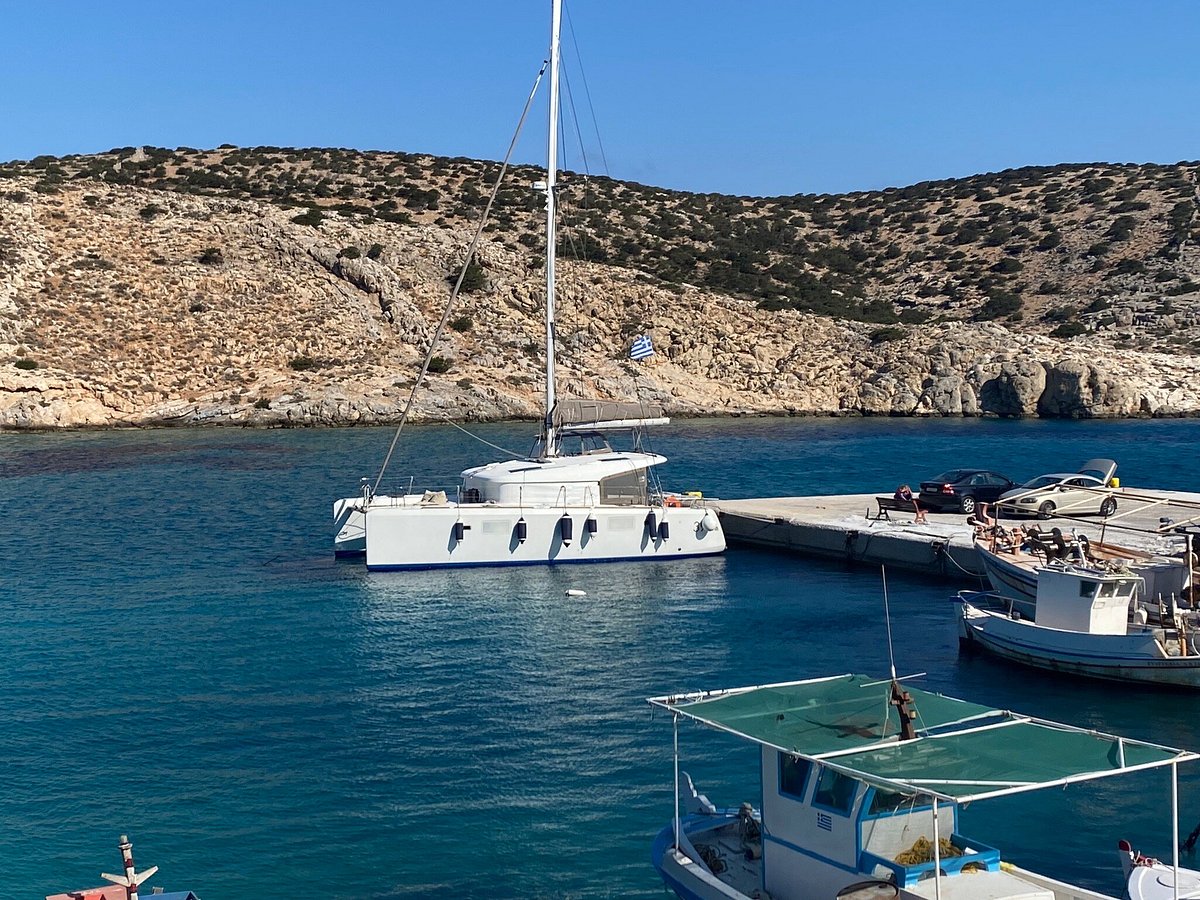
[647,673,1196,802]
[553,399,668,431]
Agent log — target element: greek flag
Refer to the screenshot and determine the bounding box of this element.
[816,812,833,832]
[629,334,655,361]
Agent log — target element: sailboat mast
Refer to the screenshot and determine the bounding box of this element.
[542,0,562,456]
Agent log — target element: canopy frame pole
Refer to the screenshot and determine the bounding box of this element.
[932,796,942,900]
[1173,761,1180,900]
[673,712,681,855]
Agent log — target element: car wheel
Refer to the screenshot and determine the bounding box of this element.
[1037,501,1056,520]
[1100,497,1117,517]
[960,496,976,514]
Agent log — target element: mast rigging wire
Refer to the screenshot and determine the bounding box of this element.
[372,61,549,494]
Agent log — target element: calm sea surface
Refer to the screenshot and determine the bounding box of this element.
[3,416,1200,899]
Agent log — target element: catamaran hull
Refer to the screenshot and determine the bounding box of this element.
[347,498,725,570]
[958,597,1200,688]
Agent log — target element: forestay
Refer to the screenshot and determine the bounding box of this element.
[648,673,1196,803]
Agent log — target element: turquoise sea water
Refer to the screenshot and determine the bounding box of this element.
[3,416,1200,899]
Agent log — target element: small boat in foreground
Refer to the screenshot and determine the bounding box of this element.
[958,561,1200,688]
[45,834,199,900]
[1119,839,1200,900]
[648,673,1196,900]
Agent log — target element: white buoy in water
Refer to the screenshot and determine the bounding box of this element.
[565,589,587,598]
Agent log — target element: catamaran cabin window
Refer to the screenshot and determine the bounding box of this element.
[812,766,857,815]
[779,753,811,800]
[599,470,647,505]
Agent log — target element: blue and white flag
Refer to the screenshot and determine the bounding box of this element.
[629,334,655,361]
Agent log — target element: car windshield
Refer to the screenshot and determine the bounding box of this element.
[1022,475,1064,489]
[930,470,970,483]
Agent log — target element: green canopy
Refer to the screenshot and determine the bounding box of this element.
[647,674,1196,802]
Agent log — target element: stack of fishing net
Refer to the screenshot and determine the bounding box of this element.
[894,836,962,866]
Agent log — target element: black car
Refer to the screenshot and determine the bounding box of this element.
[917,469,1015,514]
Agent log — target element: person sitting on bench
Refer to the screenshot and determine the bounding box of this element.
[894,484,927,524]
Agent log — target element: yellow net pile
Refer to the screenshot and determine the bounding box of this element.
[894,836,962,866]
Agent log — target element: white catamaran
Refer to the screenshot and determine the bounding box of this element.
[332,1,726,570]
[648,673,1197,900]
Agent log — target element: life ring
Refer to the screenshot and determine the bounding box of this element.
[664,496,683,508]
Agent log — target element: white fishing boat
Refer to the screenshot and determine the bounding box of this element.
[332,1,726,570]
[974,531,1189,615]
[648,673,1197,900]
[1120,839,1200,900]
[958,562,1200,688]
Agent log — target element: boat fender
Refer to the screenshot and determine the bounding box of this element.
[645,511,658,534]
[453,521,466,542]
[700,509,720,533]
[658,520,670,540]
[585,516,598,535]
[515,517,528,543]
[565,589,587,598]
[559,514,573,546]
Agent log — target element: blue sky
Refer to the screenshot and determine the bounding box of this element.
[1,1,1197,196]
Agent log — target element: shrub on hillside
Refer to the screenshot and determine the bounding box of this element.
[292,207,324,227]
[139,203,163,221]
[289,356,317,371]
[449,316,474,332]
[449,259,486,293]
[13,358,37,370]
[1051,321,1087,339]
[198,247,224,265]
[868,326,906,343]
[426,356,452,374]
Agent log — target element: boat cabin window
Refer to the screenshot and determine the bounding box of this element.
[812,766,857,815]
[556,431,613,456]
[599,470,647,505]
[866,788,918,817]
[779,753,812,800]
[1097,582,1118,598]
[1079,581,1097,599]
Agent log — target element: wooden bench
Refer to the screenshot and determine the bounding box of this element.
[870,496,923,522]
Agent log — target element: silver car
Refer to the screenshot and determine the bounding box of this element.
[998,458,1118,520]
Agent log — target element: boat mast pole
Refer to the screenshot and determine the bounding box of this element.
[673,713,681,854]
[542,0,562,457]
[1173,761,1180,900]
[932,797,942,900]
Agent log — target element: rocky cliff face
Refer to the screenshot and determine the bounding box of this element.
[2,166,1200,428]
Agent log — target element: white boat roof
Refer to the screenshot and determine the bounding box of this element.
[648,673,1197,803]
[463,451,667,484]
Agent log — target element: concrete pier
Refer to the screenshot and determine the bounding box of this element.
[713,489,1200,581]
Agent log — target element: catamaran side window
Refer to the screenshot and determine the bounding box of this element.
[779,753,811,800]
[812,766,857,815]
[599,470,647,505]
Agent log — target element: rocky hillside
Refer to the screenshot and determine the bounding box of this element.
[1,147,1199,428]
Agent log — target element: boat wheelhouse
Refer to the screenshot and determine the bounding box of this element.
[648,673,1197,900]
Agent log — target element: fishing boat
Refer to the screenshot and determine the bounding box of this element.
[647,673,1197,900]
[974,530,1189,616]
[958,562,1200,688]
[45,834,199,900]
[332,0,726,570]
[1120,839,1200,900]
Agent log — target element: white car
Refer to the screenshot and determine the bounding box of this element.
[998,458,1118,520]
